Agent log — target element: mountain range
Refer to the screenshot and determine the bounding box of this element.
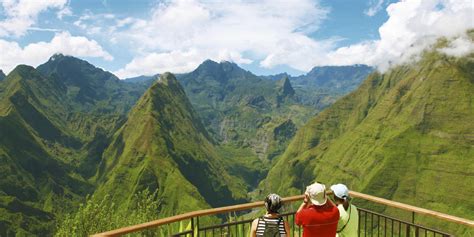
[261,43,474,235]
[1,36,472,236]
[93,72,247,216]
[0,55,147,235]
[0,54,370,235]
[124,61,373,162]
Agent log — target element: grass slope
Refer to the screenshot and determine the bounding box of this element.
[0,56,147,235]
[93,73,248,221]
[262,48,474,234]
[0,66,94,235]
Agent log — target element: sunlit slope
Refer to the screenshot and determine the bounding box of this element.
[0,55,147,236]
[262,49,473,233]
[94,73,248,217]
[0,66,93,235]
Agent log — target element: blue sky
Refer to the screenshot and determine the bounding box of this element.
[0,0,472,78]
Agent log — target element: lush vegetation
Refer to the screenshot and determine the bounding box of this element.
[0,55,147,235]
[261,44,474,235]
[55,189,160,237]
[1,38,471,236]
[93,73,248,219]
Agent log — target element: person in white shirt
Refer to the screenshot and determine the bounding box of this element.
[330,184,359,237]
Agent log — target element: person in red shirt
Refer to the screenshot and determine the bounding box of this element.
[295,182,340,237]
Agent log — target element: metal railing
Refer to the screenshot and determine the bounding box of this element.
[91,191,474,237]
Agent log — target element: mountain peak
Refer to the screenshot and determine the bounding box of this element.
[0,69,5,81]
[49,53,66,61]
[37,54,118,84]
[10,65,37,77]
[202,59,219,66]
[196,59,241,71]
[277,76,295,97]
[157,72,182,90]
[158,72,178,84]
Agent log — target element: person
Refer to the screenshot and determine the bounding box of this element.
[295,182,339,237]
[330,184,359,237]
[251,193,290,237]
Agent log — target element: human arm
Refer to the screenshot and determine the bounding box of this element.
[284,220,290,236]
[295,194,309,225]
[250,218,258,237]
[296,194,309,213]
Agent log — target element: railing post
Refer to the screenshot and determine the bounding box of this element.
[411,211,415,224]
[196,216,200,237]
[190,218,194,237]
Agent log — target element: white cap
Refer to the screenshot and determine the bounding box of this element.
[330,184,349,199]
[305,182,327,206]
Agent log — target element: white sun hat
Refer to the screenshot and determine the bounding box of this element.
[330,183,350,199]
[305,182,327,206]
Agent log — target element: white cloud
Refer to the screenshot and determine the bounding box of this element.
[327,0,474,72]
[439,35,474,57]
[114,0,474,77]
[56,6,72,20]
[73,11,117,36]
[113,0,330,77]
[0,31,113,73]
[0,0,68,37]
[114,48,252,78]
[365,0,385,17]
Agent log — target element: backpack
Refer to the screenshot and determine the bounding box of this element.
[259,217,283,237]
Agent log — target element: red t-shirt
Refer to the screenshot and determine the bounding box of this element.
[295,202,340,237]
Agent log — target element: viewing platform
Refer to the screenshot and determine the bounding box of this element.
[91,191,474,237]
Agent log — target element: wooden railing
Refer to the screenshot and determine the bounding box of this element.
[91,191,474,236]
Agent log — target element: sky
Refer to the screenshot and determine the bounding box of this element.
[0,0,473,78]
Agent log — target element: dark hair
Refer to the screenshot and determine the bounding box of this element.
[333,194,350,203]
[265,194,282,213]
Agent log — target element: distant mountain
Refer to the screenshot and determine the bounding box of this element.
[177,60,315,162]
[0,70,5,80]
[261,49,474,235]
[94,73,247,216]
[37,53,147,114]
[293,64,373,91]
[263,65,373,108]
[123,75,155,85]
[261,72,290,81]
[276,76,295,105]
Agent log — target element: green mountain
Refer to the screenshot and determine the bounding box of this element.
[263,65,373,108]
[0,70,5,81]
[0,55,148,236]
[261,49,474,234]
[178,60,315,162]
[292,64,373,92]
[123,75,155,85]
[37,53,147,115]
[93,73,247,217]
[0,65,93,236]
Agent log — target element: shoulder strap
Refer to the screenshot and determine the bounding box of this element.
[337,204,352,233]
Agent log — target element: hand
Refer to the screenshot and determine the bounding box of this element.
[303,194,309,204]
